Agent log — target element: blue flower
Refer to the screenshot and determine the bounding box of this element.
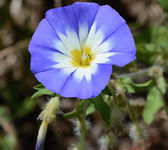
[29,2,136,99]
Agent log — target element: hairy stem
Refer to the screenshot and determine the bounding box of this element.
[109,80,143,143]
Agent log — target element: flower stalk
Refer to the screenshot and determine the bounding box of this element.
[35,95,60,150]
[76,99,88,150]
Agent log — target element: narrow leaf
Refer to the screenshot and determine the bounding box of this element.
[33,84,45,90]
[157,76,167,94]
[91,95,111,124]
[117,77,153,93]
[31,88,55,99]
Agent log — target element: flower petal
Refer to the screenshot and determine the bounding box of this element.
[29,19,71,56]
[95,24,136,53]
[91,64,112,96]
[86,5,126,50]
[92,24,136,66]
[29,44,58,74]
[60,75,94,99]
[35,68,75,94]
[60,64,112,99]
[46,6,81,52]
[99,53,136,66]
[29,44,74,74]
[46,5,77,36]
[72,2,100,47]
[72,2,99,31]
[93,51,136,66]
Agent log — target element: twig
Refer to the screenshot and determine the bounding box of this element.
[0,40,29,60]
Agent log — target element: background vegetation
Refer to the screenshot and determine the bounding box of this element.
[0,0,168,150]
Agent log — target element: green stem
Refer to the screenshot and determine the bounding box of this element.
[115,69,149,79]
[76,99,88,150]
[120,90,143,142]
[106,84,118,149]
[106,132,117,150]
[115,65,162,80]
[109,81,143,142]
[107,84,117,99]
[124,96,142,141]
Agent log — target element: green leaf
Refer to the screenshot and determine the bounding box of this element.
[136,44,153,64]
[64,100,84,118]
[33,84,45,90]
[159,0,168,11]
[144,43,156,52]
[117,77,153,93]
[102,86,111,95]
[86,103,96,116]
[91,95,111,124]
[63,109,76,118]
[31,88,56,99]
[133,80,153,87]
[32,84,56,99]
[117,77,136,93]
[64,101,95,119]
[143,86,163,124]
[157,76,167,94]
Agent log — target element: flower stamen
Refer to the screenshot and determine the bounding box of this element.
[71,46,95,68]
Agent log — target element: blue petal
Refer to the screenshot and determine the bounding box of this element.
[29,19,60,51]
[60,74,94,99]
[35,63,112,99]
[29,44,63,74]
[35,69,73,94]
[60,64,112,99]
[94,5,125,40]
[106,24,136,53]
[91,64,112,97]
[107,53,136,67]
[72,2,99,31]
[96,24,136,66]
[46,5,78,36]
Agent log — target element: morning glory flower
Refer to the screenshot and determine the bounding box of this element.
[29,2,136,99]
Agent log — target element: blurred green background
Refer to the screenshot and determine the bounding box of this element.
[0,0,168,150]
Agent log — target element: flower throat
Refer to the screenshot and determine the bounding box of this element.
[71,46,95,68]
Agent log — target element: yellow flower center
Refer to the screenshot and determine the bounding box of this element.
[71,46,95,68]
